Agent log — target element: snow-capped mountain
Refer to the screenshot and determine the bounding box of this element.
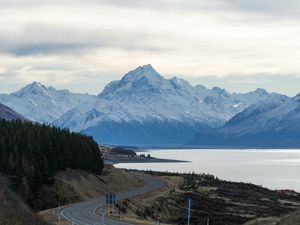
[0,82,96,123]
[0,103,27,121]
[188,93,300,147]
[54,64,286,145]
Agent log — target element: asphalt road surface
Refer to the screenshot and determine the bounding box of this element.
[61,174,164,225]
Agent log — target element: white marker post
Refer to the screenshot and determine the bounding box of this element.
[100,208,106,225]
[187,198,191,225]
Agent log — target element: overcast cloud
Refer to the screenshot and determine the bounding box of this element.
[0,0,299,96]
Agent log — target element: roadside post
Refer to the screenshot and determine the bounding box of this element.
[187,198,192,225]
[100,208,106,225]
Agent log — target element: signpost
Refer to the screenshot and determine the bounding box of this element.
[106,193,116,215]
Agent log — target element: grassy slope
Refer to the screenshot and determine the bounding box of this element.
[244,210,300,225]
[116,172,300,225]
[39,165,143,224]
[0,175,47,225]
[0,165,142,225]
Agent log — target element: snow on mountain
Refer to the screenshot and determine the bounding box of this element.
[0,103,27,121]
[188,93,300,147]
[0,82,96,123]
[54,64,286,145]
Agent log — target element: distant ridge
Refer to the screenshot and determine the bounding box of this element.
[189,94,300,147]
[0,103,27,121]
[0,82,96,123]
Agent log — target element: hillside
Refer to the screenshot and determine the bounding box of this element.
[37,165,142,211]
[0,175,47,225]
[0,119,103,209]
[0,103,27,121]
[244,210,300,225]
[116,171,300,225]
[189,94,300,147]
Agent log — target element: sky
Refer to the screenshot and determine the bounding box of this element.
[0,0,300,96]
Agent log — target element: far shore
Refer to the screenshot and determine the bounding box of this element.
[104,157,189,165]
[100,144,189,165]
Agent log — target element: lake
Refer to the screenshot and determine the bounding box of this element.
[115,149,300,192]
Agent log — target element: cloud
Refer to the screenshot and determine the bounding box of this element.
[224,0,300,17]
[0,0,299,95]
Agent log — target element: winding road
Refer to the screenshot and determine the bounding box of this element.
[61,174,164,225]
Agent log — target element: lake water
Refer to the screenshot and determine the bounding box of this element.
[115,149,300,192]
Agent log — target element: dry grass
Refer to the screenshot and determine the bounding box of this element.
[39,165,143,225]
[244,210,300,225]
[0,175,48,225]
[107,175,183,225]
[52,165,142,200]
[36,165,143,210]
[38,206,69,225]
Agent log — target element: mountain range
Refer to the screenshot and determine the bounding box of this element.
[0,82,96,123]
[189,94,300,147]
[0,64,298,147]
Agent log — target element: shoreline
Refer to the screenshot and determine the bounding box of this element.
[104,157,189,165]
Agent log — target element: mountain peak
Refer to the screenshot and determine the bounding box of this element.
[12,81,49,97]
[25,81,46,90]
[31,81,43,87]
[98,64,165,99]
[122,64,164,83]
[254,88,268,95]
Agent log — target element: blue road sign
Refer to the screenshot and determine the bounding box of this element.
[106,193,116,204]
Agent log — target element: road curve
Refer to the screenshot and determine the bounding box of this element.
[61,174,164,225]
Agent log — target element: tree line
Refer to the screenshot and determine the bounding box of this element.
[0,119,103,205]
